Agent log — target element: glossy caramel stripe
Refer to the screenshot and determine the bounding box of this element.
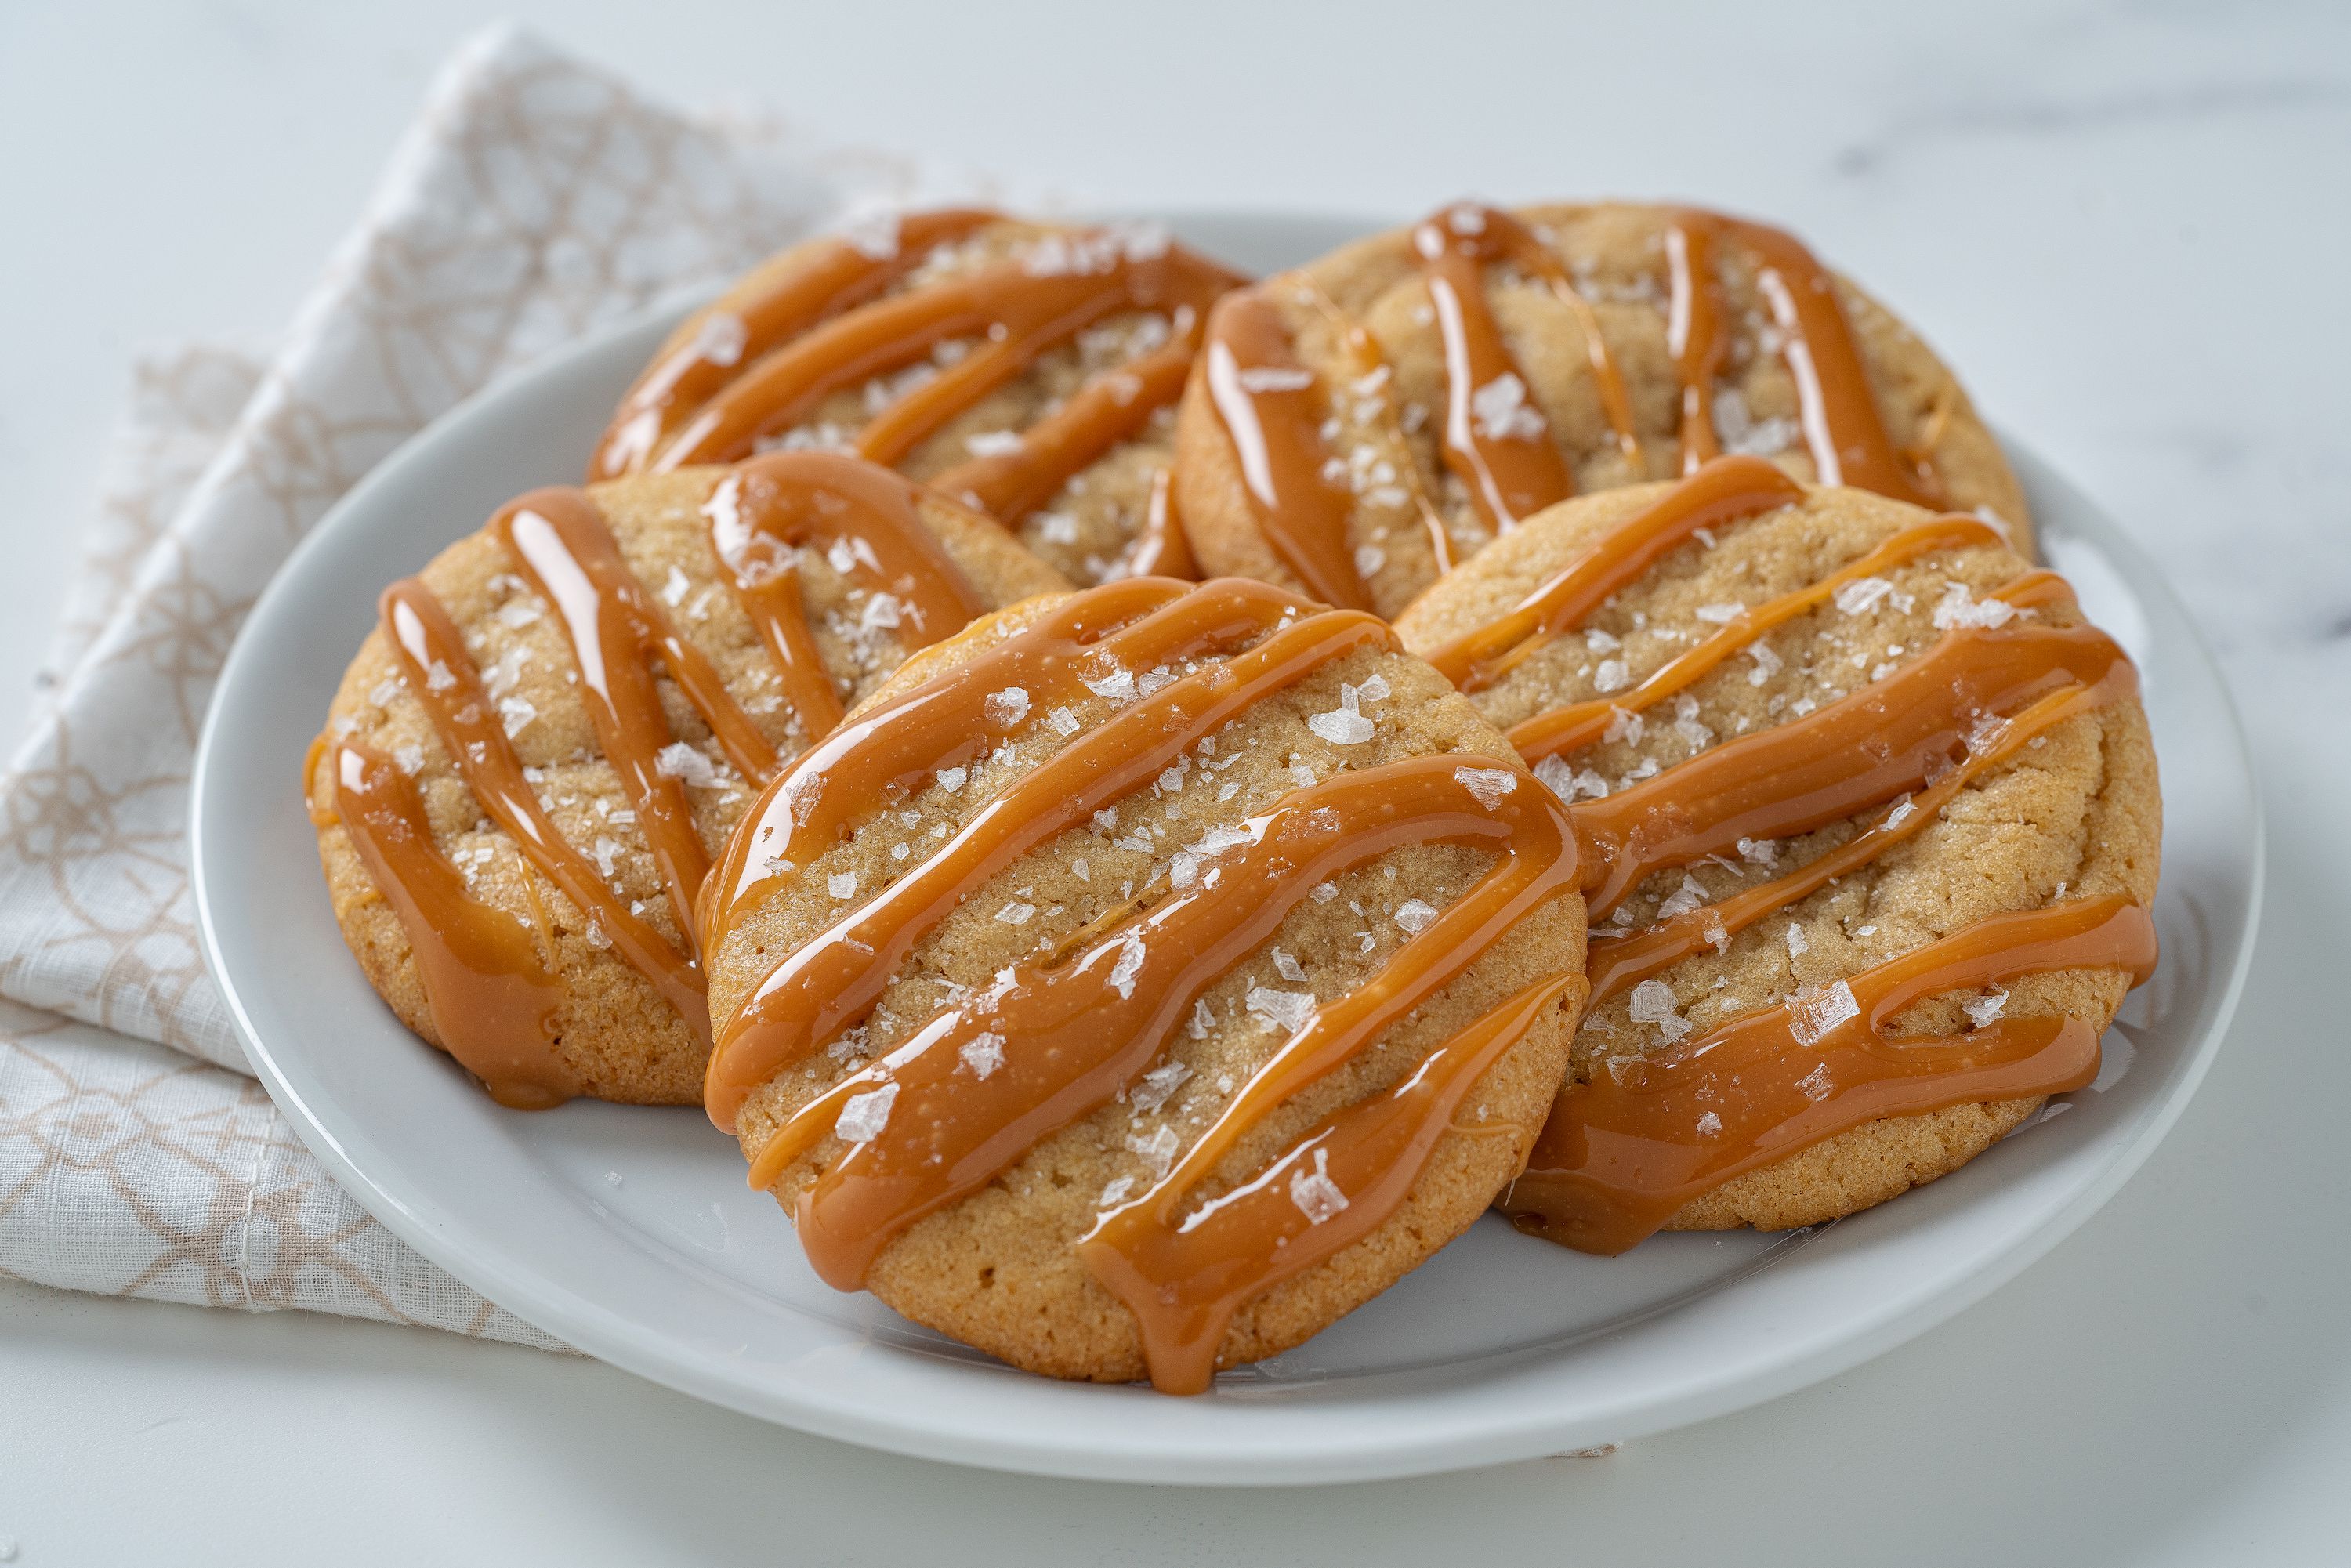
[1584,664,2133,1001]
[1201,292,1372,610]
[653,244,1241,474]
[1127,466,1197,580]
[1418,232,1576,531]
[705,579,1396,1130]
[1665,217,1726,474]
[1427,454,1806,691]
[493,489,765,951]
[1085,972,1577,1393]
[592,209,1002,480]
[1686,212,1930,505]
[1570,612,2132,917]
[931,323,1201,524]
[1502,895,2157,1255]
[756,759,1578,1280]
[702,452,991,743]
[1509,513,2011,759]
[380,581,712,1039]
[323,738,575,1109]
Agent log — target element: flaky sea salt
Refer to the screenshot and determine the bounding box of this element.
[655,742,719,788]
[1834,576,1895,617]
[1126,1124,1179,1180]
[1289,1148,1350,1225]
[1131,1061,1194,1114]
[1788,980,1860,1047]
[1109,933,1147,998]
[835,1083,899,1143]
[1785,924,1809,958]
[1309,705,1375,745]
[984,686,1031,727]
[1746,641,1783,686]
[1471,372,1546,442]
[1454,766,1516,809]
[828,872,858,900]
[1932,581,2019,631]
[1594,658,1631,693]
[1628,979,1692,1044]
[592,835,622,878]
[1272,947,1307,982]
[1794,1063,1835,1102]
[960,1031,1005,1078]
[1656,875,1709,922]
[1098,1175,1135,1207]
[1247,986,1317,1034]
[965,429,1025,458]
[1045,704,1079,735]
[1394,898,1440,935]
[1964,990,2009,1028]
[1695,1110,1724,1137]
[934,766,967,793]
[996,901,1036,925]
[1694,603,1744,625]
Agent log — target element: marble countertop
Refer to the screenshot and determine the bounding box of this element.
[3,2,2347,1562]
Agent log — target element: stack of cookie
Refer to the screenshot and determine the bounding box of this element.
[306,205,2159,1393]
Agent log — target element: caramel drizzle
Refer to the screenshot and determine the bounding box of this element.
[705,578,1583,1392]
[379,581,712,1037]
[628,222,1244,523]
[1502,895,2157,1255]
[592,208,1003,480]
[1204,205,1933,604]
[1424,456,2142,1243]
[1426,454,1806,692]
[1126,466,1197,580]
[931,318,1202,526]
[702,451,991,742]
[704,576,1394,1127]
[758,762,1578,1360]
[1669,210,1931,505]
[1201,291,1372,610]
[1568,596,2128,918]
[1508,513,2013,760]
[320,738,575,1109]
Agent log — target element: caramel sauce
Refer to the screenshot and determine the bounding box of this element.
[493,488,765,948]
[1426,455,1807,693]
[1502,895,2157,1254]
[323,738,576,1109]
[1676,211,1932,505]
[1085,972,1577,1393]
[1507,512,2011,759]
[764,759,1577,1307]
[1420,453,2145,1249]
[1127,466,1197,580]
[1201,205,1938,600]
[638,230,1241,487]
[1568,610,2131,918]
[592,209,1003,480]
[931,323,1201,526]
[702,452,990,743]
[1200,291,1374,610]
[701,578,1584,1392]
[379,581,712,1039]
[705,577,1396,1132]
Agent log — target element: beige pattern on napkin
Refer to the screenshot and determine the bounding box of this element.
[0,26,918,1339]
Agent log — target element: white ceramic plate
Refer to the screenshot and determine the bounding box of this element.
[192,212,2260,1485]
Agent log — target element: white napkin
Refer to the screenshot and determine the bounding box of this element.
[0,26,946,1341]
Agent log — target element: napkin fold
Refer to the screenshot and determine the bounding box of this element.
[0,25,944,1342]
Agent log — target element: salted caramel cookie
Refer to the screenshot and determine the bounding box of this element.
[1391,457,2158,1248]
[1177,201,2029,619]
[309,453,1069,1108]
[594,209,1248,588]
[698,576,1589,1389]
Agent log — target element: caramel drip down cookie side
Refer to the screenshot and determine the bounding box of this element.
[704,577,1588,1393]
[1395,456,2157,1251]
[311,454,1041,1106]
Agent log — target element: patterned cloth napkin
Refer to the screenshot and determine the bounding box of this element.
[0,26,957,1345]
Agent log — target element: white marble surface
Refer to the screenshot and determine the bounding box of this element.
[3,1,2348,1561]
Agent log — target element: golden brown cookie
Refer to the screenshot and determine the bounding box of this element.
[698,576,1589,1389]
[1391,458,2158,1248]
[594,209,1249,587]
[309,453,1069,1108]
[1177,201,2030,620]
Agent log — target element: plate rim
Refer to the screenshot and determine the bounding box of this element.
[190,209,2263,1484]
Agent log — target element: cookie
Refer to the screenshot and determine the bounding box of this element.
[1391,456,2158,1249]
[593,209,1248,587]
[1176,200,2030,620]
[308,452,1069,1108]
[698,576,1590,1390]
